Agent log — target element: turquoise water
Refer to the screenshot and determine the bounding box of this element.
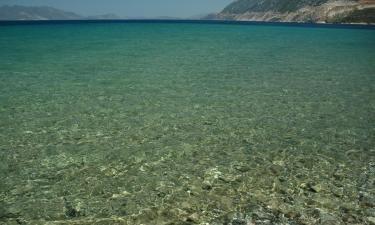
[0,22,374,224]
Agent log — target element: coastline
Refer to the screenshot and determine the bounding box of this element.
[0,19,374,29]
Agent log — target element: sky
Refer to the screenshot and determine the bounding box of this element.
[0,0,233,18]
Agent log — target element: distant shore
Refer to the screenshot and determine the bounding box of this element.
[0,19,374,29]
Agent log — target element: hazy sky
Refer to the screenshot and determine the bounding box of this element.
[0,0,233,18]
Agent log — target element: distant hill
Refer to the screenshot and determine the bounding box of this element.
[210,0,375,24]
[187,13,214,20]
[0,5,125,21]
[0,5,82,20]
[86,14,126,20]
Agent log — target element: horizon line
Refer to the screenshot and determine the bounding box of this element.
[0,19,374,29]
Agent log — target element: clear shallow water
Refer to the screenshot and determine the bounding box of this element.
[0,22,374,224]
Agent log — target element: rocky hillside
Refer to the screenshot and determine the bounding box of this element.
[0,5,82,20]
[212,0,375,23]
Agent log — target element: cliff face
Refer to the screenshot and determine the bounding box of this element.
[213,0,375,23]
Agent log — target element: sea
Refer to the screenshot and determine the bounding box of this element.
[0,20,374,224]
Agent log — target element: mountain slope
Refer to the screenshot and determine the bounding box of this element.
[0,5,83,20]
[212,0,375,23]
[222,0,328,14]
[0,5,127,21]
